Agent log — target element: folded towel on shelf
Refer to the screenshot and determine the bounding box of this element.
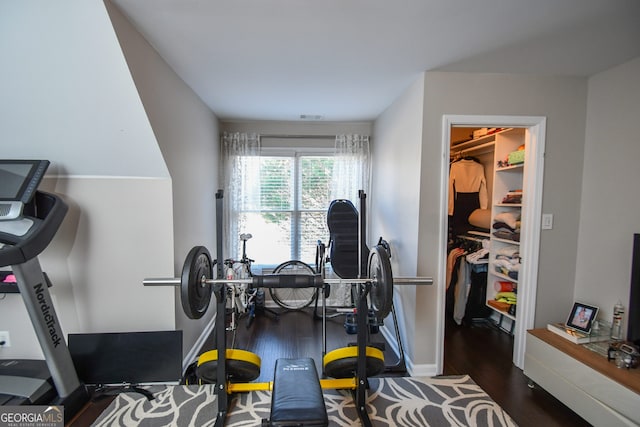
[493,211,520,229]
[496,246,519,258]
[492,230,520,242]
[493,258,520,280]
[508,150,525,165]
[501,190,522,204]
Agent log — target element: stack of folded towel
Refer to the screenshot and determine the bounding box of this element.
[493,245,520,280]
[501,189,522,204]
[492,211,520,242]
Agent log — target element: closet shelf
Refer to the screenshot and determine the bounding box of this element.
[492,237,520,245]
[451,128,513,153]
[490,270,519,284]
[495,203,522,208]
[486,301,516,320]
[467,230,491,238]
[496,164,524,172]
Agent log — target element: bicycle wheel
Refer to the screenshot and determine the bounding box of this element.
[269,260,317,310]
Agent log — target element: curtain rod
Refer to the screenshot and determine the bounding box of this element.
[259,134,336,140]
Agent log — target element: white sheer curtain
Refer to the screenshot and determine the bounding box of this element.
[329,134,371,305]
[330,134,370,203]
[221,132,261,260]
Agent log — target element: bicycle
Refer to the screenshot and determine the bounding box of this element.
[225,234,278,337]
[267,240,324,310]
[268,259,317,310]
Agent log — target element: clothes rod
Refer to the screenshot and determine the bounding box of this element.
[260,134,336,140]
[457,234,487,243]
[450,140,495,157]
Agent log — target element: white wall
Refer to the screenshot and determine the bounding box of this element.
[106,0,221,359]
[415,72,588,368]
[574,57,640,331]
[371,75,425,370]
[0,1,175,358]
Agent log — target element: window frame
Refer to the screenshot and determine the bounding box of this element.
[251,146,334,268]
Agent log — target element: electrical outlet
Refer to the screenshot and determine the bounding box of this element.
[0,331,10,347]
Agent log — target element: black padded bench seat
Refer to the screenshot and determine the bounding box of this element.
[265,358,328,427]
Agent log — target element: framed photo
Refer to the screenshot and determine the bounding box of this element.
[566,302,599,334]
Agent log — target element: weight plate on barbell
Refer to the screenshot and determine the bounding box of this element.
[323,346,385,379]
[368,244,393,320]
[196,349,261,383]
[181,246,213,319]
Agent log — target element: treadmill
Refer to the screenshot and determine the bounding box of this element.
[0,160,88,421]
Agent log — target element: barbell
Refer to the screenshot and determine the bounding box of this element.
[144,245,432,320]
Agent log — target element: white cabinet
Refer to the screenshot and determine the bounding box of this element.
[486,128,525,323]
[525,329,640,426]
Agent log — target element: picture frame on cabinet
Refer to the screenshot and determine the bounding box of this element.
[566,302,599,334]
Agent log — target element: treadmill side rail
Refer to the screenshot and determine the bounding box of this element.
[12,258,81,399]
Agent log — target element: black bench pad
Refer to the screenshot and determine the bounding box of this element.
[269,358,328,427]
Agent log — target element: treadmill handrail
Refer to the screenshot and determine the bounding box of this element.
[0,191,68,267]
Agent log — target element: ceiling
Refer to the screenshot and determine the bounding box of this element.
[110,0,640,122]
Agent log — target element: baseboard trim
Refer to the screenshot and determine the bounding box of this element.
[182,315,216,372]
[380,324,437,377]
[406,359,438,377]
[379,324,399,357]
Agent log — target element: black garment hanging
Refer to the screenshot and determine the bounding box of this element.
[450,192,480,236]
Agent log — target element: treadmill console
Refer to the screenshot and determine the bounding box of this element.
[0,160,49,221]
[0,160,68,267]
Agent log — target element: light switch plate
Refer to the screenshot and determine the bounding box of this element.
[0,331,10,347]
[542,213,553,230]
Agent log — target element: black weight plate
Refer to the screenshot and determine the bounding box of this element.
[368,245,393,320]
[181,246,213,319]
[196,349,261,383]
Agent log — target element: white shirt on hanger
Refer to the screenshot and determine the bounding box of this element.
[448,159,488,216]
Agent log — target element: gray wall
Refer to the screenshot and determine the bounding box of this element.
[0,0,221,364]
[106,0,220,360]
[574,57,640,330]
[0,0,175,358]
[373,72,589,370]
[4,0,637,375]
[371,76,425,371]
[420,72,588,365]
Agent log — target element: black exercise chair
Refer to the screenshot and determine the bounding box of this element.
[316,196,407,374]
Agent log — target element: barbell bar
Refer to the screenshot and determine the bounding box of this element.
[144,245,432,320]
[143,276,431,287]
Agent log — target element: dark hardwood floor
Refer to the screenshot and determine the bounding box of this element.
[199,306,402,383]
[444,316,590,427]
[68,306,591,426]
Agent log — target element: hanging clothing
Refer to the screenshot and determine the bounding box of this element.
[450,192,480,236]
[453,258,470,325]
[452,257,491,325]
[446,247,465,290]
[448,159,488,216]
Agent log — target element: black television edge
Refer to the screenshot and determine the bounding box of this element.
[68,330,183,386]
[628,234,640,347]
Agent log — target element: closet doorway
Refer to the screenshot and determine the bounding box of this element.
[439,115,546,370]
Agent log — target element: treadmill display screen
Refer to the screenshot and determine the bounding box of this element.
[0,160,50,203]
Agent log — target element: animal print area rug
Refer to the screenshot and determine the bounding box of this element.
[91,375,517,427]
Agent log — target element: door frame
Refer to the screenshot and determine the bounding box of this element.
[438,115,546,370]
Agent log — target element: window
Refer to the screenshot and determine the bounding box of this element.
[238,152,334,266]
